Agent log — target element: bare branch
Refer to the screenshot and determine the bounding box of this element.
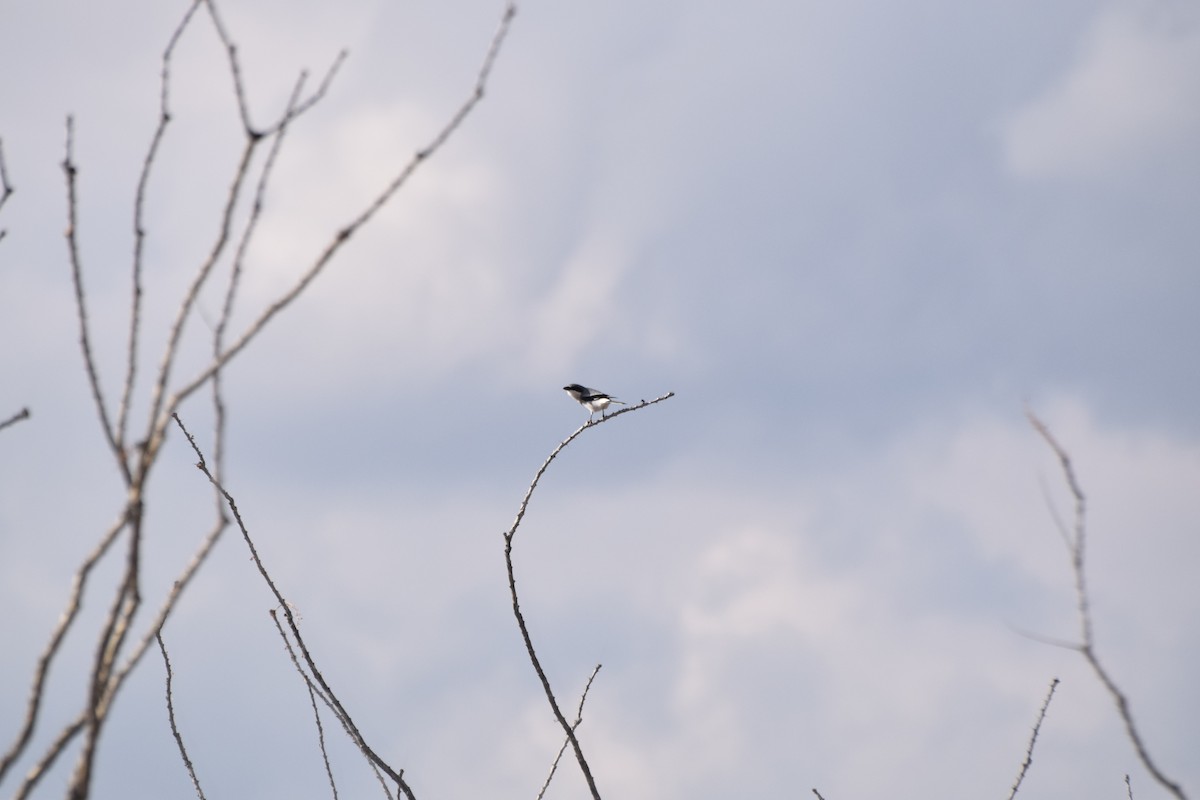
[139,7,347,477]
[173,413,416,800]
[268,610,361,800]
[1007,677,1059,799]
[209,63,313,483]
[201,0,260,137]
[506,392,674,544]
[12,713,86,800]
[62,117,130,484]
[537,665,602,800]
[0,406,31,433]
[118,0,205,451]
[69,498,144,799]
[0,511,129,783]
[0,135,13,242]
[1026,411,1091,646]
[157,632,207,800]
[163,1,519,424]
[108,514,228,707]
[504,390,675,800]
[1028,411,1189,800]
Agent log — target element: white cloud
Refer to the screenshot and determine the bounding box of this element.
[1003,4,1200,179]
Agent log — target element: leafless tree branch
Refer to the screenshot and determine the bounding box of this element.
[12,713,86,800]
[174,413,415,800]
[0,406,30,433]
[1007,677,1059,799]
[0,510,129,784]
[268,614,348,800]
[62,117,128,482]
[161,1,517,429]
[118,0,204,451]
[504,390,675,800]
[0,134,13,242]
[157,632,207,800]
[1027,410,1188,800]
[537,664,602,800]
[68,499,144,798]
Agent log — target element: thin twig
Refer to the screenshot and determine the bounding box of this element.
[62,117,130,484]
[0,406,31,433]
[202,0,262,137]
[1026,413,1092,646]
[119,0,204,453]
[505,391,674,800]
[174,413,415,800]
[272,608,394,800]
[210,63,312,484]
[108,515,229,712]
[157,632,207,800]
[269,610,361,800]
[813,789,828,800]
[1028,411,1189,800]
[0,135,13,242]
[537,665,602,800]
[1007,677,1059,799]
[506,392,675,545]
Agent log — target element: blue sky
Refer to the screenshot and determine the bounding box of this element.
[1,1,1198,798]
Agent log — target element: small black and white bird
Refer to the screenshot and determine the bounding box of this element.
[563,384,626,420]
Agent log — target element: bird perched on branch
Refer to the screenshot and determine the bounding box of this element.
[563,384,626,421]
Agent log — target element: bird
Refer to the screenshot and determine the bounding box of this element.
[563,384,626,421]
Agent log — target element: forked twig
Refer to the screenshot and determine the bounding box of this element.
[174,413,415,800]
[1027,411,1188,800]
[160,1,518,428]
[504,391,674,800]
[537,665,602,800]
[1007,677,1059,799]
[137,1,346,471]
[268,610,349,800]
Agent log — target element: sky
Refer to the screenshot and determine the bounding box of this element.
[1,0,1198,798]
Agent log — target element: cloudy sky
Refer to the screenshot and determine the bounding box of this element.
[1,0,1198,798]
